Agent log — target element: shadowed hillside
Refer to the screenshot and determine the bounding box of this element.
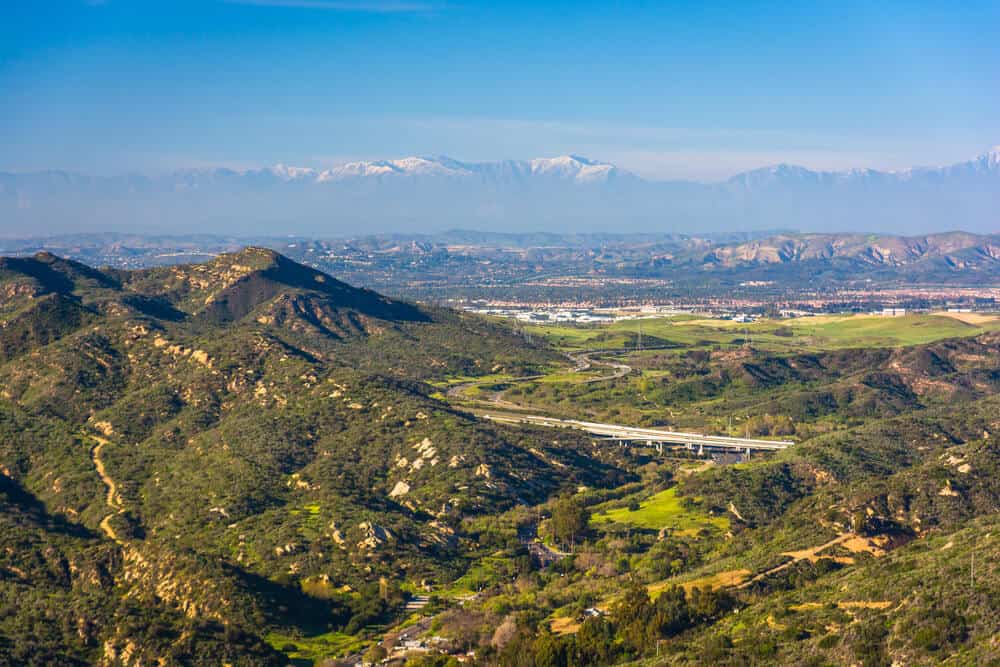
[0,249,630,665]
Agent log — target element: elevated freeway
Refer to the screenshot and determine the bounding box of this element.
[479,411,793,453]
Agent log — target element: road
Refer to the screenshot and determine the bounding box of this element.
[447,346,792,453]
[565,350,632,382]
[478,412,793,452]
[447,348,633,406]
[446,373,542,410]
[518,520,570,566]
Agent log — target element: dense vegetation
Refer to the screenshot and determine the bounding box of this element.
[1,249,998,665]
[0,249,628,665]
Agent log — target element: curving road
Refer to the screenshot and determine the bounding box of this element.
[565,350,632,383]
[447,347,635,408]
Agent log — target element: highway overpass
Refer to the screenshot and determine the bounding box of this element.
[479,412,794,453]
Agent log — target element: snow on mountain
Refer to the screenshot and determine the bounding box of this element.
[269,164,317,182]
[1,148,997,236]
[725,147,1000,191]
[305,155,623,184]
[528,155,620,182]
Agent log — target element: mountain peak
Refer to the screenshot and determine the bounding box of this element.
[182,247,428,325]
[212,246,283,271]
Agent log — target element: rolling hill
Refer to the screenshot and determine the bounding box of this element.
[0,249,630,664]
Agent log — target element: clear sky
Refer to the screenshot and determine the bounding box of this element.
[3,0,999,180]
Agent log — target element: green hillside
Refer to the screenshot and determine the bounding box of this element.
[2,249,999,666]
[0,249,630,665]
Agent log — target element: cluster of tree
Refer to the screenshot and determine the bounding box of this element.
[741,413,796,437]
[493,583,735,667]
[548,495,590,549]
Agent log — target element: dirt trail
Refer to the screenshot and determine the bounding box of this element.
[90,435,125,544]
[738,534,851,588]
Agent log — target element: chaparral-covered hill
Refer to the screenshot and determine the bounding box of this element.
[0,248,629,664]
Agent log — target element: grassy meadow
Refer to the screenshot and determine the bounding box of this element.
[524,312,1000,354]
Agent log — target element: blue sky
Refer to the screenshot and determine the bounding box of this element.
[3,0,999,180]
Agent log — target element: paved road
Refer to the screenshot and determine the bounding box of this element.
[479,412,794,452]
[447,347,634,408]
[447,346,792,452]
[446,373,543,410]
[565,350,632,382]
[518,521,570,566]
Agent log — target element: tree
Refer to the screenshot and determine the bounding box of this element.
[491,615,518,650]
[531,632,568,667]
[614,583,653,653]
[688,585,735,621]
[613,583,651,627]
[550,496,589,548]
[574,616,617,666]
[363,644,387,664]
[652,585,690,637]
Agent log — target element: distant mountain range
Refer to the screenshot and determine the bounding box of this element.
[4,230,1000,297]
[702,231,1000,267]
[1,149,997,236]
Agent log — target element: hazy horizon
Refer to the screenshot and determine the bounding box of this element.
[5,2,1000,178]
[3,1,999,235]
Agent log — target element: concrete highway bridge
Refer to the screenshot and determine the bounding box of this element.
[480,411,794,454]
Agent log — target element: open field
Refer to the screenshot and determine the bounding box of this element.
[265,631,369,663]
[779,313,1000,347]
[525,312,1000,355]
[591,487,729,533]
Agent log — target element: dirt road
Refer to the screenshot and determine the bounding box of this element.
[89,435,125,544]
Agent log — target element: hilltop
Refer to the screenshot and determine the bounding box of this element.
[0,249,629,664]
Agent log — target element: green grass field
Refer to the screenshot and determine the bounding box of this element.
[526,313,1000,355]
[781,313,997,347]
[591,487,729,533]
[265,630,369,663]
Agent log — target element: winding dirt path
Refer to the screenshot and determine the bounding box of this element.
[90,435,125,544]
[738,533,851,588]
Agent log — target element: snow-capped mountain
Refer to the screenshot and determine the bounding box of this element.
[306,155,626,184]
[726,147,1000,191]
[1,149,997,236]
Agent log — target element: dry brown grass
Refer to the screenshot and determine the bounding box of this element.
[549,616,582,635]
[840,535,889,557]
[934,311,1000,325]
[838,600,893,610]
[648,569,752,597]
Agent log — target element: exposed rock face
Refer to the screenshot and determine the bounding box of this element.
[356,522,394,550]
